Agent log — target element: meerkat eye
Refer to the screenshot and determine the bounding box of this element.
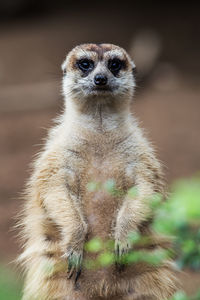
[77,59,94,73]
[108,58,123,75]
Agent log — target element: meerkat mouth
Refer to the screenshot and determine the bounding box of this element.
[91,86,112,93]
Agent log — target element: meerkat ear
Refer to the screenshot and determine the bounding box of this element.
[131,60,137,77]
[61,60,67,75]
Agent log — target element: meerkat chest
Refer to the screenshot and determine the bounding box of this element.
[87,154,122,183]
[83,135,136,189]
[63,134,136,237]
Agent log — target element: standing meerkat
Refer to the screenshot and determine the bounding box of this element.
[18,43,179,300]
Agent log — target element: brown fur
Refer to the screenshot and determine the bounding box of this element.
[18,44,179,300]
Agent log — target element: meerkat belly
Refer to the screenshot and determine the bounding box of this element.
[82,155,126,241]
[78,155,137,297]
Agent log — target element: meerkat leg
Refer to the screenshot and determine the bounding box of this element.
[20,202,74,300]
[22,254,88,300]
[42,184,87,278]
[115,178,153,260]
[22,256,68,300]
[21,220,87,300]
[33,152,88,279]
[21,155,88,299]
[124,264,178,300]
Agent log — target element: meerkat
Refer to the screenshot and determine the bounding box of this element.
[18,43,179,300]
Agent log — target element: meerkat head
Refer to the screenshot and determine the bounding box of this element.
[62,44,136,107]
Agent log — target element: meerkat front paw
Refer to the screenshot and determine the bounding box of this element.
[114,221,139,271]
[62,247,83,283]
[115,237,132,272]
[61,223,87,283]
[115,238,132,258]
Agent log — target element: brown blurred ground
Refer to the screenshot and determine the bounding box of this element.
[0,1,199,295]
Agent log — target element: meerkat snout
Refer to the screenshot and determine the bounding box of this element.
[94,73,108,86]
[62,43,136,100]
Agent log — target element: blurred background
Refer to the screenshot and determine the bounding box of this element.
[0,1,199,299]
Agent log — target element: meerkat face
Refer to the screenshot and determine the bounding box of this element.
[62,44,136,102]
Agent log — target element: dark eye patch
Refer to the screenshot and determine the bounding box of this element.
[76,58,94,73]
[108,58,126,76]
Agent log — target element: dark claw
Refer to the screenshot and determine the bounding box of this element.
[67,266,75,279]
[67,259,72,273]
[115,242,128,272]
[75,267,81,283]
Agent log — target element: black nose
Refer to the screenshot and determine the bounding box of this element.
[94,74,107,86]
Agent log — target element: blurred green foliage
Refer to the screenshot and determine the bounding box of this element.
[0,264,21,300]
[153,177,200,270]
[170,290,200,300]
